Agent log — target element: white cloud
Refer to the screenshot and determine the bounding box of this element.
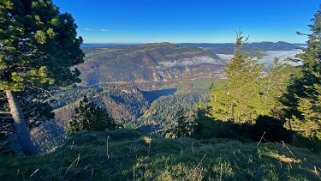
[158,56,222,68]
[260,50,303,66]
[100,29,108,32]
[217,50,303,67]
[83,28,93,31]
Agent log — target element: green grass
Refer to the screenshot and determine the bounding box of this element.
[0,129,320,180]
[191,79,214,90]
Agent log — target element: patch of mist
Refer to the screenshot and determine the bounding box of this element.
[158,56,222,68]
[260,50,303,66]
[217,49,303,66]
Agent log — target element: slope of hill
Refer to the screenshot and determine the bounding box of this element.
[49,85,177,125]
[78,43,225,89]
[134,91,208,131]
[0,129,320,180]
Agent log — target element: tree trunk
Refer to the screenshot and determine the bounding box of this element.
[5,90,37,155]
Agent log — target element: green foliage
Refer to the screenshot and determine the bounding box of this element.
[0,88,54,135]
[168,109,198,138]
[175,79,215,94]
[0,0,84,150]
[50,84,172,125]
[193,110,253,141]
[19,91,54,128]
[190,106,294,145]
[280,6,321,146]
[258,59,299,118]
[135,91,208,130]
[66,96,118,134]
[210,32,264,123]
[0,0,84,91]
[210,33,296,124]
[0,129,320,180]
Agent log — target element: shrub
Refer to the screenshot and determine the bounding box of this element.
[170,109,198,138]
[66,96,118,134]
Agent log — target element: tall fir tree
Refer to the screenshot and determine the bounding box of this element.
[281,6,321,144]
[210,32,263,123]
[281,6,321,138]
[171,109,198,138]
[0,0,84,155]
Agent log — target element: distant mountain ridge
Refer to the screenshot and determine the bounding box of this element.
[78,43,225,89]
[77,42,302,89]
[82,41,304,48]
[180,41,301,54]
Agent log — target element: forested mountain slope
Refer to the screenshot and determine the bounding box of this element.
[78,43,225,88]
[49,85,177,125]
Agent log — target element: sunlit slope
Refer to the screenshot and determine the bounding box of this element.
[0,129,320,180]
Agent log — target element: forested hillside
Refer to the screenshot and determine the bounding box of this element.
[135,91,208,131]
[49,84,176,125]
[78,43,225,88]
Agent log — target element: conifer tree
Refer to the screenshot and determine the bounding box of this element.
[0,0,84,155]
[259,59,298,118]
[210,32,263,123]
[171,109,198,138]
[281,6,321,138]
[66,96,118,134]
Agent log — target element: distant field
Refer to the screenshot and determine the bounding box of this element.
[174,79,227,94]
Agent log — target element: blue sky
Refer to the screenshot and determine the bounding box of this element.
[53,0,320,43]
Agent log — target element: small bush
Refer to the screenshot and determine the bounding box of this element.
[170,109,198,138]
[66,96,119,134]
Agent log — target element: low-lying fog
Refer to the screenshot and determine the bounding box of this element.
[217,49,303,66]
[156,49,302,69]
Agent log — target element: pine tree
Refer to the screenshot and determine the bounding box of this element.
[171,109,198,138]
[210,32,263,123]
[66,96,118,134]
[0,0,84,155]
[281,6,321,137]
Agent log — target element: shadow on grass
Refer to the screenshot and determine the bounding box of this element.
[192,109,321,153]
[0,128,320,180]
